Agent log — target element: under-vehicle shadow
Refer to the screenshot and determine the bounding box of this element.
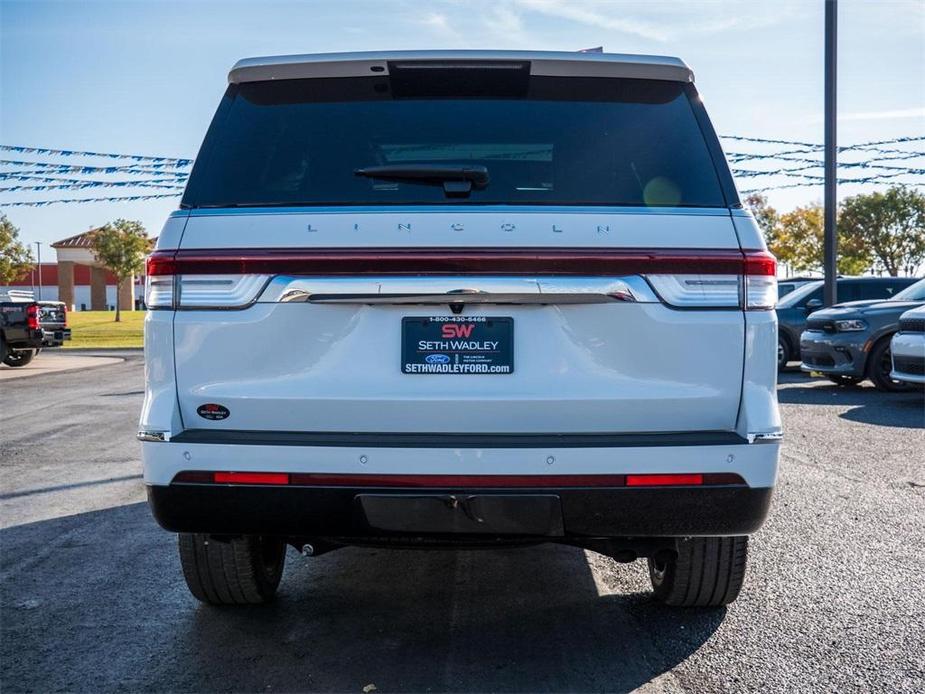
[1,503,725,693]
[838,396,925,428]
[777,378,924,428]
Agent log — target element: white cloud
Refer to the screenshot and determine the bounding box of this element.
[515,0,670,41]
[417,11,462,40]
[514,0,799,43]
[839,107,925,122]
[804,107,925,124]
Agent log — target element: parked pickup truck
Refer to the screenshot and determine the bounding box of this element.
[1,298,43,367]
[0,291,70,366]
[37,300,71,348]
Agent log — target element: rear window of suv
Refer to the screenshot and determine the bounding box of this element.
[183,75,728,209]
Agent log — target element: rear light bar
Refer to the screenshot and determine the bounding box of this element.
[173,471,746,487]
[146,248,776,310]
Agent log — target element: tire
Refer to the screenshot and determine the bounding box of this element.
[777,337,791,369]
[648,536,748,607]
[867,336,914,393]
[178,533,286,605]
[2,349,35,367]
[825,375,863,386]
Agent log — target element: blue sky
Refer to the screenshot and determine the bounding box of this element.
[2,0,923,246]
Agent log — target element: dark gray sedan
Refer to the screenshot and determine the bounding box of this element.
[799,278,925,391]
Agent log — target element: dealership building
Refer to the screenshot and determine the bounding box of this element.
[2,229,145,311]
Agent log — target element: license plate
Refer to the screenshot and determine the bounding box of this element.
[401,316,514,374]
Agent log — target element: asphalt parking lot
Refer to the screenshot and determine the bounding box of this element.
[1,353,923,693]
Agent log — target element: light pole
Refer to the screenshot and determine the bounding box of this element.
[35,241,43,300]
[823,0,838,306]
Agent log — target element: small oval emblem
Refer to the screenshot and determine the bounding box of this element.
[425,354,451,364]
[197,403,230,421]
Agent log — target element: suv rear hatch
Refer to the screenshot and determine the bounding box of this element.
[154,58,771,436]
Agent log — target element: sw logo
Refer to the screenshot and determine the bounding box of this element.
[425,354,451,364]
[441,323,475,338]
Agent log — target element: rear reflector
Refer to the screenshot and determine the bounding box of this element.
[626,473,703,486]
[173,471,746,487]
[213,472,290,485]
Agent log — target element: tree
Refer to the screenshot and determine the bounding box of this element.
[746,195,871,275]
[774,203,872,275]
[0,215,35,285]
[744,193,779,242]
[839,187,925,276]
[89,219,152,322]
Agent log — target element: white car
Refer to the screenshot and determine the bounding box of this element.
[139,50,781,608]
[891,306,925,384]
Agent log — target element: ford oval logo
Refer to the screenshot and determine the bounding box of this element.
[425,354,451,364]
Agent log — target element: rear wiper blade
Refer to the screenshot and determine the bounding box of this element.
[354,164,489,197]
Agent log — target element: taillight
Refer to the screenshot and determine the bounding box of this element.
[646,249,776,310]
[144,247,778,310]
[644,274,741,308]
[145,251,267,309]
[145,275,175,309]
[62,304,68,328]
[26,304,39,330]
[743,250,777,310]
[176,274,270,308]
[146,252,175,309]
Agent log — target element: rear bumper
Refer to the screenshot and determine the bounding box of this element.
[799,330,867,377]
[891,332,925,384]
[147,483,773,539]
[41,328,71,346]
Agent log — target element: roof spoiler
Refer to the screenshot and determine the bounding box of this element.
[228,50,693,85]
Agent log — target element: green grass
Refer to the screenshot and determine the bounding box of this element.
[64,310,145,349]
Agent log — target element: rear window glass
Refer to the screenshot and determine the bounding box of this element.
[183,74,727,208]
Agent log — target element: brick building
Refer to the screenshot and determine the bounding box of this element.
[2,229,145,310]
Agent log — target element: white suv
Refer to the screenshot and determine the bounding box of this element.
[891,306,925,384]
[139,50,781,607]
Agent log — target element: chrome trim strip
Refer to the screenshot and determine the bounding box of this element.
[304,293,625,306]
[137,430,171,443]
[259,275,659,304]
[747,432,783,444]
[171,429,748,448]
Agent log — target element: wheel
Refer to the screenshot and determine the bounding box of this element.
[648,536,747,607]
[867,336,914,392]
[777,337,791,369]
[825,375,863,386]
[2,349,35,367]
[178,533,286,605]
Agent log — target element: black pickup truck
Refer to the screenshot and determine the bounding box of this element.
[0,295,70,367]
